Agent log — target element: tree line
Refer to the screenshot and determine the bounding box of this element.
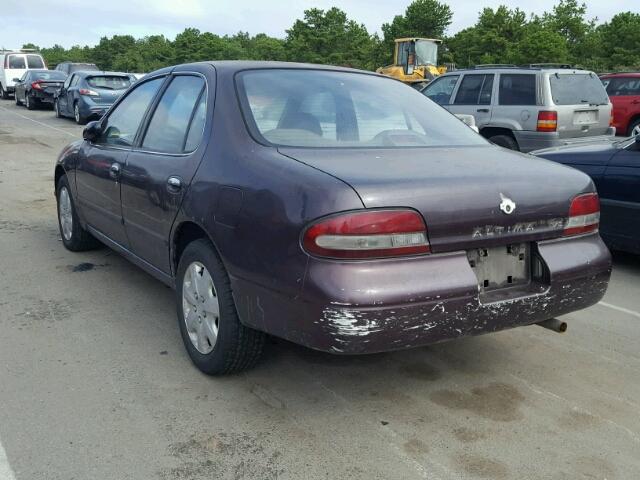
[23,0,640,74]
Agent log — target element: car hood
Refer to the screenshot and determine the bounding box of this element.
[279,145,595,252]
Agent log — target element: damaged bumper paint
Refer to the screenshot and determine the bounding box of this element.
[237,233,611,355]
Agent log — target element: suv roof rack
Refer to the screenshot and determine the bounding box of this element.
[527,63,574,69]
[0,48,39,53]
[473,64,517,69]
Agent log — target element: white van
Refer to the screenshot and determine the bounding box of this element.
[0,50,47,99]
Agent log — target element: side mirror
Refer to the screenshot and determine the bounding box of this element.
[83,121,102,142]
[13,78,21,83]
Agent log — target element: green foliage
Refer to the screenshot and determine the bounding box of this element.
[24,1,640,74]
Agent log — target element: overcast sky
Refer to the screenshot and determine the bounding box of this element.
[0,0,634,49]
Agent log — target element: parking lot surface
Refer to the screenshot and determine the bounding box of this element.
[0,102,639,479]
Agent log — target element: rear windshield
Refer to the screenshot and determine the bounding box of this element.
[237,69,487,148]
[549,73,608,105]
[27,55,45,68]
[86,75,132,90]
[69,64,99,73]
[32,71,66,81]
[7,55,26,69]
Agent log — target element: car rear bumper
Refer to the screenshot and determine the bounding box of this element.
[233,233,611,354]
[514,129,616,152]
[79,99,109,119]
[32,91,55,103]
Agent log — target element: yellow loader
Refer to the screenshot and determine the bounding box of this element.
[377,38,448,87]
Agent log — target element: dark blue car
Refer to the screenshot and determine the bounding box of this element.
[533,136,640,254]
[54,71,136,124]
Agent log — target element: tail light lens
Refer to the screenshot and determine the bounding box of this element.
[303,209,430,259]
[564,193,599,236]
[537,111,558,132]
[31,80,43,90]
[79,88,98,96]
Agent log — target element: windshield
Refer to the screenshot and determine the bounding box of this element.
[86,75,132,90]
[237,70,486,148]
[549,73,609,105]
[415,40,438,66]
[32,71,66,81]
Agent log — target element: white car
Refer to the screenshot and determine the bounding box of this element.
[0,50,47,99]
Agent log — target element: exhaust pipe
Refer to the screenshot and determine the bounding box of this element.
[537,318,567,333]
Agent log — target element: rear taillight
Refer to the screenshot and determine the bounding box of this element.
[31,80,43,90]
[79,88,98,96]
[537,111,558,132]
[564,193,599,236]
[303,209,430,259]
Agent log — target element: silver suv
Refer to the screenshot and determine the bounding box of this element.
[422,65,615,152]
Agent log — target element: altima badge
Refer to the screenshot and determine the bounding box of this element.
[499,193,516,215]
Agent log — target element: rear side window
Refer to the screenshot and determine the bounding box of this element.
[549,73,608,105]
[142,75,206,154]
[8,55,25,69]
[422,75,459,105]
[499,74,536,105]
[603,77,640,97]
[99,77,164,147]
[454,74,493,105]
[87,76,132,90]
[27,55,44,68]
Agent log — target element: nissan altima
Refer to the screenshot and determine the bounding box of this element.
[54,61,612,375]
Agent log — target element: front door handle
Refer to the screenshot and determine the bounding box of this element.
[477,108,490,113]
[109,162,121,179]
[167,176,182,193]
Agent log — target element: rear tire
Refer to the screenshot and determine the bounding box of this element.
[176,239,265,375]
[25,94,35,110]
[56,175,100,252]
[628,118,640,137]
[488,134,519,150]
[74,102,86,125]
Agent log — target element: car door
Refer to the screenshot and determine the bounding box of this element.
[598,141,640,251]
[75,76,165,247]
[448,73,494,128]
[121,72,209,273]
[15,72,27,101]
[65,74,82,115]
[58,73,75,114]
[492,73,539,132]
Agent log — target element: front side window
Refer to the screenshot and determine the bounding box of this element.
[422,75,459,105]
[142,75,206,154]
[26,55,45,68]
[8,55,25,69]
[98,77,164,147]
[550,73,608,106]
[499,74,537,106]
[603,77,640,97]
[237,70,487,148]
[454,74,494,105]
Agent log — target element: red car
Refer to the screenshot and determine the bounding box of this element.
[601,73,640,136]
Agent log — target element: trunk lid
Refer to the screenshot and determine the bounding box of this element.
[280,145,594,253]
[92,88,126,105]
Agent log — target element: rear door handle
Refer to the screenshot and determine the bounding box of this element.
[109,162,121,179]
[167,176,182,193]
[477,108,490,113]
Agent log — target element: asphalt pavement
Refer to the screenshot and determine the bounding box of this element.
[0,101,638,479]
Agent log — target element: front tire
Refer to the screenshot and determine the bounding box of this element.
[15,92,22,106]
[488,134,519,150]
[176,239,265,375]
[56,175,99,251]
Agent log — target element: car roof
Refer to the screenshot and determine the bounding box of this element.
[600,72,640,78]
[75,71,134,77]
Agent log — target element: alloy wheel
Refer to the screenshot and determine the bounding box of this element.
[632,124,640,137]
[58,186,73,241]
[182,262,220,354]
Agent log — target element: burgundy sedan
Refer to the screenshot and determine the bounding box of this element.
[54,62,611,375]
